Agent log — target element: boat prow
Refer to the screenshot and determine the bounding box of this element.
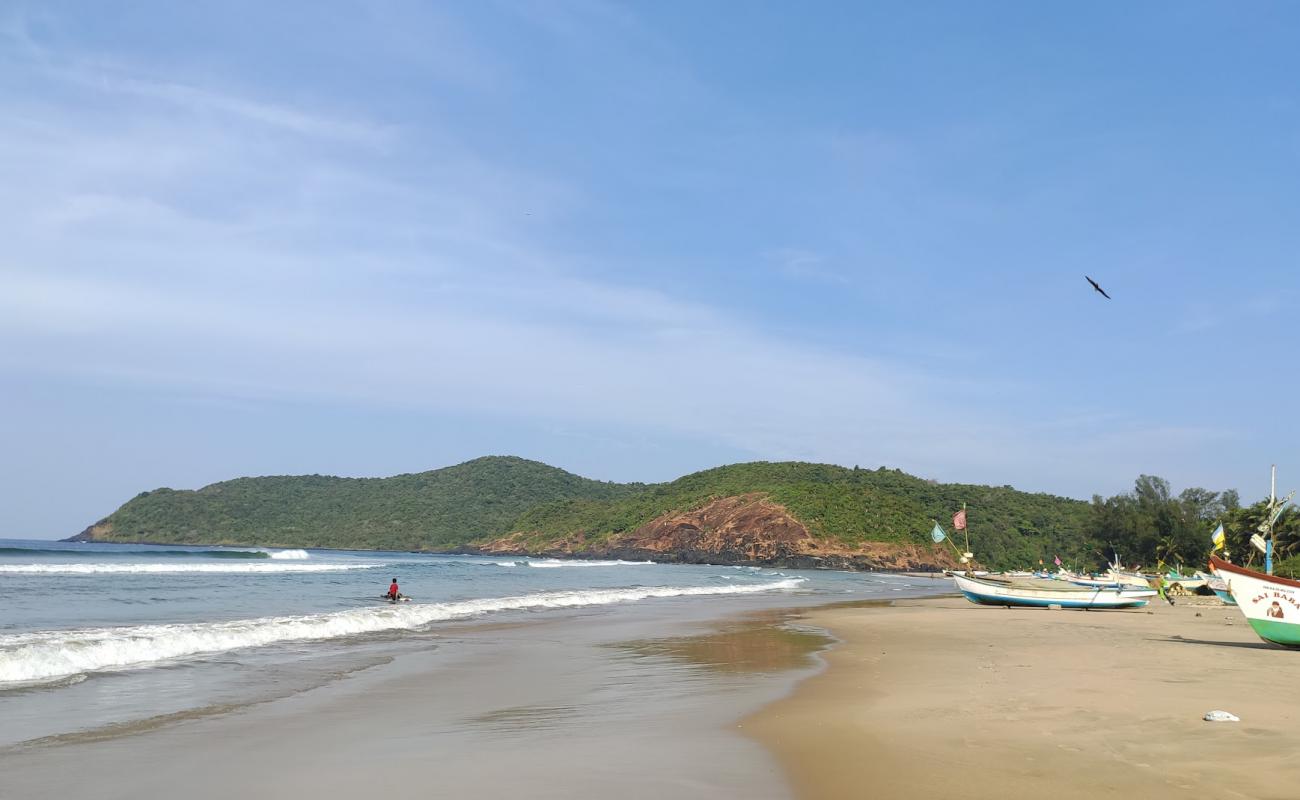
[1211,556,1300,647]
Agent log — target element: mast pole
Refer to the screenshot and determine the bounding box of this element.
[1268,464,1277,576]
[963,501,970,564]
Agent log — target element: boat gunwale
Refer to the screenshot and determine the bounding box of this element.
[1210,555,1300,589]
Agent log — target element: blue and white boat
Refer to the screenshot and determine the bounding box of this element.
[1206,573,1236,605]
[951,572,1156,609]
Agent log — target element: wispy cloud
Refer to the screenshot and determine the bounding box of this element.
[767,247,850,284]
[0,0,1266,533]
[71,69,394,147]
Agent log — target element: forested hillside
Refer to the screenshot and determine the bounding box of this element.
[75,456,1277,572]
[506,462,1092,567]
[77,456,643,551]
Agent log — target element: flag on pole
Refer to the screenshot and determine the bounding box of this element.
[1053,555,1062,567]
[930,523,946,544]
[953,509,967,531]
[1210,524,1226,552]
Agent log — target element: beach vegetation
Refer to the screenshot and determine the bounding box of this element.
[82,457,1292,573]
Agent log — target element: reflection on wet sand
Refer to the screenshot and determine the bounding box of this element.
[617,611,834,675]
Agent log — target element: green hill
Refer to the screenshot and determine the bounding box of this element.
[78,456,643,551]
[76,457,1095,568]
[508,462,1093,566]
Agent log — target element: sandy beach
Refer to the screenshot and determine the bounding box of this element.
[8,584,1298,799]
[748,596,1300,800]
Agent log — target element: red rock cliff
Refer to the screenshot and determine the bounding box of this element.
[477,493,961,571]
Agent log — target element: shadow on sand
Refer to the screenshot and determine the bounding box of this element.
[1162,634,1281,651]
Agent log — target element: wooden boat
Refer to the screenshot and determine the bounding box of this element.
[1210,556,1300,646]
[951,572,1155,609]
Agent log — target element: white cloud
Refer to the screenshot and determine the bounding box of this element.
[0,3,1241,508]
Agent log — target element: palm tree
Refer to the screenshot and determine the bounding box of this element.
[1155,533,1182,570]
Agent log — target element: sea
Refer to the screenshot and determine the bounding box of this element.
[0,538,943,754]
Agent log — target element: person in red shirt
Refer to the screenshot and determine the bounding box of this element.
[387,578,400,602]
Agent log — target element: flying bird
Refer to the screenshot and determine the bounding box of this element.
[1085,275,1111,299]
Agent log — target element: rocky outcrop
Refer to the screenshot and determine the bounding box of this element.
[66,522,111,542]
[474,493,962,571]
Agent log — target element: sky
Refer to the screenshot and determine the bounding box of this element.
[3,1,1300,538]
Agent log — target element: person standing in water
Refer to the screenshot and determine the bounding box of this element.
[387,578,400,602]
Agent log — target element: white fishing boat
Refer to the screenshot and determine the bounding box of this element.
[1211,556,1300,646]
[1068,552,1155,589]
[1206,572,1236,605]
[951,572,1156,609]
[1066,568,1152,590]
[1110,569,1156,588]
[1212,466,1298,643]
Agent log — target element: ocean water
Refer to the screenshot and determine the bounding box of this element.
[0,538,942,749]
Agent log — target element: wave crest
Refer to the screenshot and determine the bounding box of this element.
[526,559,654,568]
[0,563,377,575]
[0,579,805,684]
[0,547,270,559]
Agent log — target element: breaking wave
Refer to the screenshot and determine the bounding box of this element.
[0,579,806,684]
[525,559,655,568]
[0,563,378,575]
[0,547,272,559]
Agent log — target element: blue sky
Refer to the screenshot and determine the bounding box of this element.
[3,1,1299,537]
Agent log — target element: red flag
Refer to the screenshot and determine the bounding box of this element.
[953,509,967,531]
[1053,555,1062,566]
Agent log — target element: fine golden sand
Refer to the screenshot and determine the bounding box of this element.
[746,596,1300,800]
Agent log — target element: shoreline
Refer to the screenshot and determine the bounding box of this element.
[0,594,862,799]
[745,596,1300,799]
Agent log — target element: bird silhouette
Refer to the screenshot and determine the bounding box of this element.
[1085,275,1111,299]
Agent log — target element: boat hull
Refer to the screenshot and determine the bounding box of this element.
[1206,575,1237,605]
[951,573,1153,609]
[1210,556,1300,647]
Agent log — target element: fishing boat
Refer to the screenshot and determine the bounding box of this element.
[1068,552,1155,589]
[1066,570,1153,590]
[1162,570,1209,593]
[1210,556,1300,646]
[1206,572,1236,605]
[950,572,1156,609]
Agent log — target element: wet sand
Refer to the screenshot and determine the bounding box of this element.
[0,602,829,800]
[747,597,1300,800]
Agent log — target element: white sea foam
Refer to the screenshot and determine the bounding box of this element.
[0,563,378,575]
[266,549,310,560]
[0,578,806,684]
[525,559,655,568]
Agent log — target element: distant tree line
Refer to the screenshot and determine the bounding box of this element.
[1076,475,1300,577]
